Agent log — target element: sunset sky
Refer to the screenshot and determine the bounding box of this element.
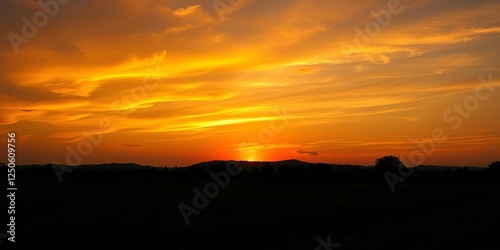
[1,0,499,167]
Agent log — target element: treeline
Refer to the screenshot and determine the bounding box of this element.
[4,158,500,185]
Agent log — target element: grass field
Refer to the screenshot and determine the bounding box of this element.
[10,175,500,250]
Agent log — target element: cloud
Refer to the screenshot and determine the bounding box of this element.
[113,144,144,148]
[296,150,319,157]
[173,5,202,16]
[8,0,40,9]
[212,0,254,20]
[297,67,316,75]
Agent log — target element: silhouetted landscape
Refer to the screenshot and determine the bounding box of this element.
[2,0,500,248]
[2,158,500,249]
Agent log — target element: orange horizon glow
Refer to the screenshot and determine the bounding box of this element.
[1,0,499,167]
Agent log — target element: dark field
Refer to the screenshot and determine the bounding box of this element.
[4,165,500,250]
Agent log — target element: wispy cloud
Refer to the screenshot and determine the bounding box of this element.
[296,150,319,157]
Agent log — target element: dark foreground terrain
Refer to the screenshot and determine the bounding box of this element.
[2,161,500,249]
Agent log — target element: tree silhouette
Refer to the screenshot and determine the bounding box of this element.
[488,161,500,172]
[374,155,404,174]
[488,161,500,181]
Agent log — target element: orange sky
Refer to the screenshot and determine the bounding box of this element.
[1,0,499,167]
